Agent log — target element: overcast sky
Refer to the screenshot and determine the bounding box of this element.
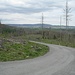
[0,0,75,26]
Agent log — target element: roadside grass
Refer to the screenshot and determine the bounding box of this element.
[24,33,75,48]
[40,39,75,48]
[0,40,49,62]
[24,34,75,48]
[14,34,75,48]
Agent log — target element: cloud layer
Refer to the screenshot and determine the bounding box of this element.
[0,0,75,25]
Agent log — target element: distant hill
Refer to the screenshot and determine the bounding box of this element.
[7,24,52,28]
[6,24,75,29]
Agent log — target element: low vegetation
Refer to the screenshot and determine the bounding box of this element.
[0,23,75,61]
[0,39,49,61]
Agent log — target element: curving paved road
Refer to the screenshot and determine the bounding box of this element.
[0,41,75,75]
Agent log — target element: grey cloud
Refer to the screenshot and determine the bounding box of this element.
[0,6,49,14]
[0,0,63,14]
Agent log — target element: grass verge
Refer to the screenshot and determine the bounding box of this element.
[39,39,75,48]
[0,40,49,62]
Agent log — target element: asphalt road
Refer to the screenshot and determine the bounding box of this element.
[0,41,75,75]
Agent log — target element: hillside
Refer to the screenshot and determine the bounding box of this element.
[7,24,75,29]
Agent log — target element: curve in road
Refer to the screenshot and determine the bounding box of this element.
[0,41,75,75]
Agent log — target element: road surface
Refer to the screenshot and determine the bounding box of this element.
[0,41,75,75]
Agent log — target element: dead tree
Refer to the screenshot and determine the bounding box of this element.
[63,0,71,31]
[42,13,44,39]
